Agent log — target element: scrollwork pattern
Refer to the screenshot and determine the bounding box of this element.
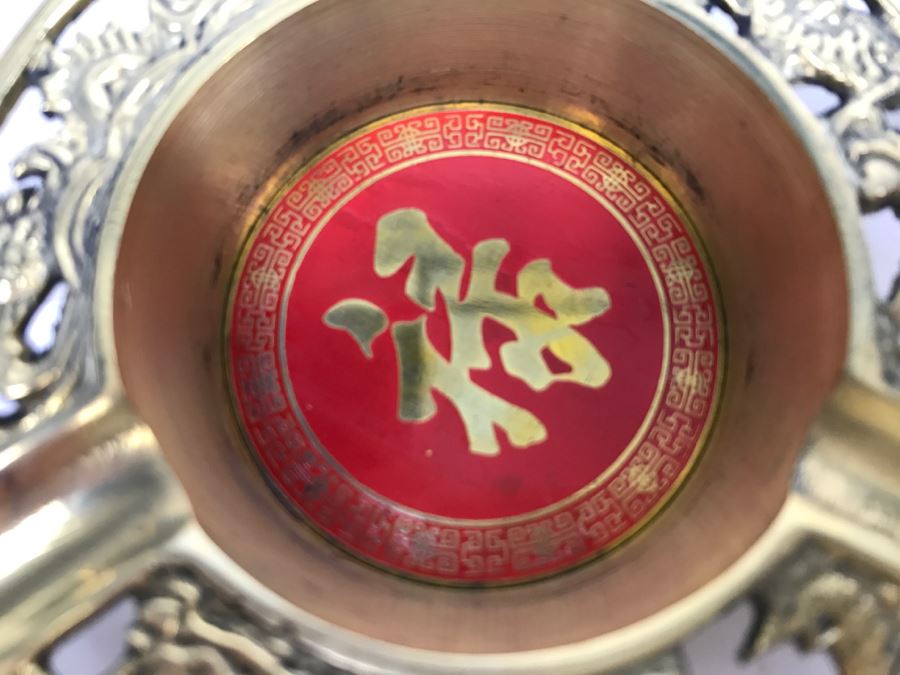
[19,567,689,674]
[691,0,900,383]
[24,550,898,675]
[694,0,900,212]
[0,189,78,425]
[747,544,900,675]
[120,569,344,674]
[0,0,259,441]
[2,1,900,674]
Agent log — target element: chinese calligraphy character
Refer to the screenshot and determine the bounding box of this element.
[323,208,612,457]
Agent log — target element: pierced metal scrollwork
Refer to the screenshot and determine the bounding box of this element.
[747,544,900,675]
[20,567,688,675]
[16,568,344,675]
[0,189,79,426]
[0,0,260,442]
[692,0,900,384]
[2,1,900,674]
[697,0,900,213]
[121,568,345,674]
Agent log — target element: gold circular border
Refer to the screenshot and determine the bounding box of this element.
[224,102,727,585]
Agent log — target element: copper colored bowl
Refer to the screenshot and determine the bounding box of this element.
[116,0,846,655]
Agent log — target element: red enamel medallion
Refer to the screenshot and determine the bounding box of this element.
[228,105,722,584]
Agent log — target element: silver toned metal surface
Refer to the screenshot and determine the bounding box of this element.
[121,567,345,674]
[698,0,900,214]
[0,0,259,442]
[692,0,900,384]
[613,651,688,675]
[1,0,899,674]
[0,411,192,669]
[20,561,694,675]
[880,287,900,385]
[0,188,78,425]
[748,543,900,675]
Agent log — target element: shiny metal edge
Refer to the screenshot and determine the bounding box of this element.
[0,0,898,673]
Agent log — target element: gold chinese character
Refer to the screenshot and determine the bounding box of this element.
[324,208,612,457]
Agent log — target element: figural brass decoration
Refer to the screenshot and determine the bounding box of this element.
[1,0,899,673]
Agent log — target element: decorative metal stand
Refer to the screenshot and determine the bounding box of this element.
[0,1,898,673]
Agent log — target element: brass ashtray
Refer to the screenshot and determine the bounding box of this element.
[1,1,898,673]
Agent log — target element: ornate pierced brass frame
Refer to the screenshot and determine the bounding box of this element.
[0,1,899,673]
